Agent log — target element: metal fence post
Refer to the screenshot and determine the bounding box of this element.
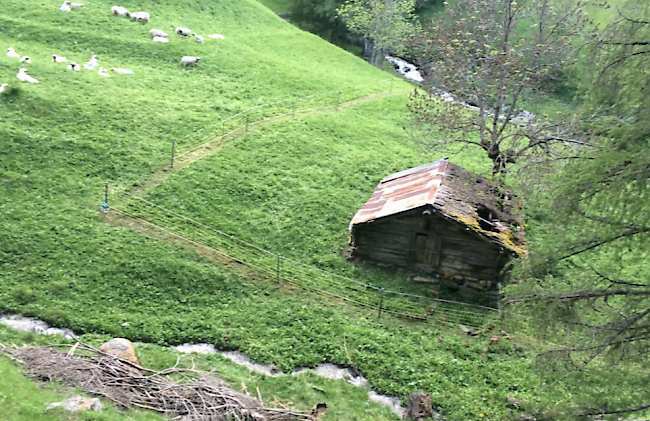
[291,101,295,118]
[378,288,385,319]
[104,182,108,203]
[276,254,281,283]
[246,113,249,132]
[170,141,175,169]
[222,120,225,136]
[336,91,341,110]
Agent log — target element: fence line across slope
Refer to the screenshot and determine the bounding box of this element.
[118,194,497,313]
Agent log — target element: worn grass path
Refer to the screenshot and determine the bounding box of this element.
[114,88,402,203]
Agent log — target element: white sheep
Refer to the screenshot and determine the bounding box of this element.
[0,83,8,93]
[67,62,80,71]
[7,47,19,58]
[111,6,129,17]
[192,33,204,43]
[111,67,134,75]
[17,68,39,83]
[180,56,200,67]
[97,67,110,77]
[83,54,98,70]
[207,34,225,39]
[60,1,71,12]
[130,11,150,24]
[70,2,83,8]
[152,36,168,43]
[150,28,168,39]
[52,54,67,63]
[19,56,31,63]
[175,27,191,37]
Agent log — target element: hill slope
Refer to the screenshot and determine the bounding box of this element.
[3,0,648,420]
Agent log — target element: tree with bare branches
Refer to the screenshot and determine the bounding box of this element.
[409,0,596,174]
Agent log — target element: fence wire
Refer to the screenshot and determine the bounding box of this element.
[114,194,498,330]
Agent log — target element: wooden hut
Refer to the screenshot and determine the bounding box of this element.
[349,159,526,301]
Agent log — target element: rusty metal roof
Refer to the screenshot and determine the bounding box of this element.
[351,159,449,225]
[350,159,526,255]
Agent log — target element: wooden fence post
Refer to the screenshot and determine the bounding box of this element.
[336,91,341,110]
[246,113,250,132]
[378,288,385,319]
[170,141,175,169]
[276,254,281,283]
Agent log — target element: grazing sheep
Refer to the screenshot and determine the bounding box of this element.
[67,62,80,71]
[152,36,168,43]
[150,28,168,39]
[7,47,19,58]
[52,54,67,63]
[180,56,200,67]
[175,27,191,37]
[0,83,8,93]
[111,6,129,17]
[111,67,134,75]
[97,67,110,77]
[207,34,225,39]
[60,1,71,12]
[192,33,204,43]
[130,11,150,24]
[83,54,98,70]
[19,56,31,63]
[69,2,83,8]
[16,68,39,83]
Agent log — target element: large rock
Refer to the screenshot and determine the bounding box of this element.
[46,395,102,413]
[99,338,139,365]
[406,392,434,420]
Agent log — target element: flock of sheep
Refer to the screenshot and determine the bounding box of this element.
[0,2,226,92]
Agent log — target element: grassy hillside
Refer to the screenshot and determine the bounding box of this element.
[1,0,648,420]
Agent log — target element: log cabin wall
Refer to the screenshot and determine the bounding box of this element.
[351,208,509,302]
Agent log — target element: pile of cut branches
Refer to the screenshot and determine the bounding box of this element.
[0,341,314,421]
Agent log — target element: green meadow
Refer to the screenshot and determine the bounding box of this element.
[1,0,647,420]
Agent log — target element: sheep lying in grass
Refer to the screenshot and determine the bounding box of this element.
[175,27,191,37]
[111,6,129,17]
[150,28,168,39]
[97,67,110,77]
[19,56,31,63]
[83,54,98,70]
[17,68,39,83]
[60,1,71,12]
[111,67,134,75]
[52,54,67,63]
[131,11,150,24]
[7,47,19,58]
[152,36,168,43]
[0,83,8,93]
[192,33,204,43]
[181,56,200,67]
[67,62,80,71]
[69,2,83,8]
